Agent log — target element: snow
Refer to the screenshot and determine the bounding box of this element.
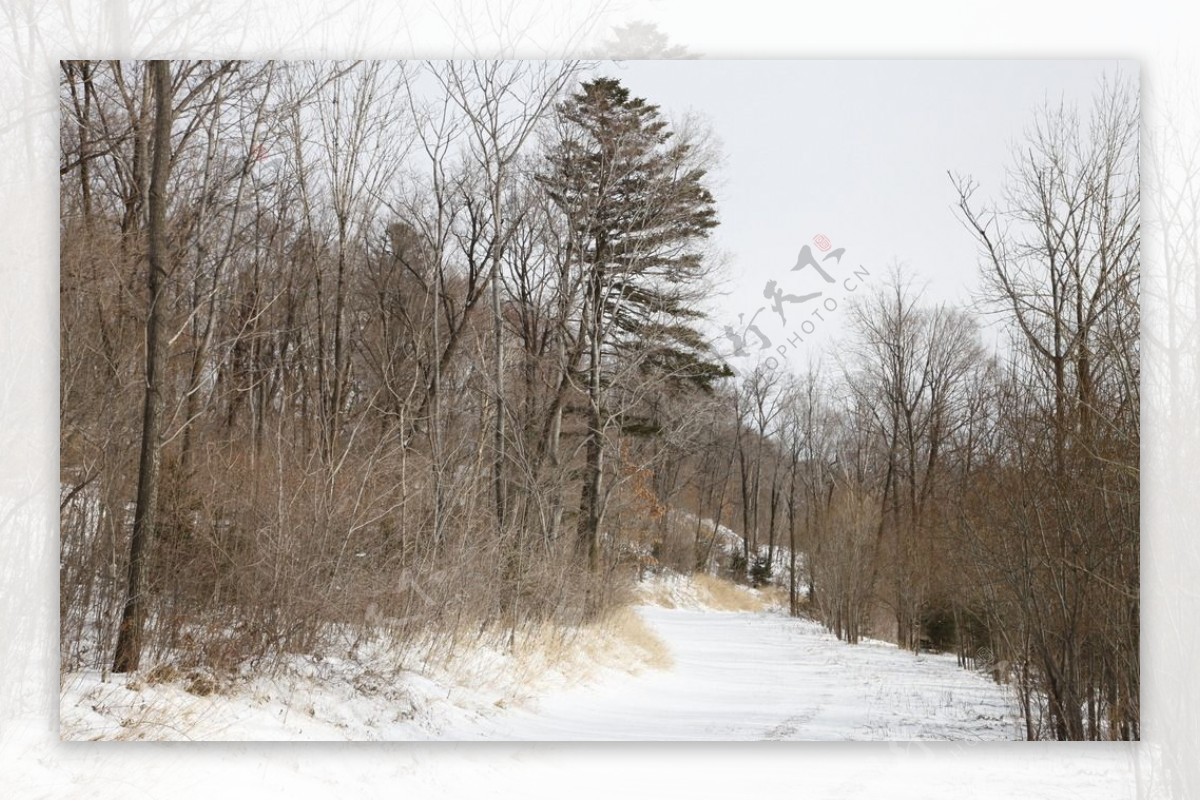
[64,582,1016,742]
[59,609,667,742]
[445,607,1023,741]
[43,576,1141,795]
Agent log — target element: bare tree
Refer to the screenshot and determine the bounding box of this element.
[112,60,173,673]
[952,76,1140,740]
[432,60,579,540]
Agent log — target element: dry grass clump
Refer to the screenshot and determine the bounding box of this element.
[755,583,791,612]
[591,606,672,672]
[690,573,768,612]
[637,570,791,613]
[510,603,672,683]
[395,599,673,711]
[638,579,681,609]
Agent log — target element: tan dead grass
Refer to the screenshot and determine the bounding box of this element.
[755,583,791,612]
[640,571,781,613]
[500,605,673,692]
[590,605,673,671]
[689,573,767,612]
[407,601,673,710]
[639,580,680,609]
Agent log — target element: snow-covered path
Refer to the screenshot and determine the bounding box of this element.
[50,603,1140,797]
[450,607,1023,741]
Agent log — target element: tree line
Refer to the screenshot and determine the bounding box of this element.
[60,59,726,673]
[59,60,1138,740]
[690,78,1138,740]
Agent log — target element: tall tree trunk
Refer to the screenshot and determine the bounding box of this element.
[113,60,173,674]
[577,272,604,572]
[492,237,507,535]
[787,452,799,616]
[330,227,348,456]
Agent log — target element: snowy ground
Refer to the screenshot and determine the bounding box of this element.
[40,576,1143,796]
[62,579,1018,742]
[447,607,1022,741]
[59,606,668,742]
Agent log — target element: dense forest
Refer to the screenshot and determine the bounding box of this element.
[59,60,1139,740]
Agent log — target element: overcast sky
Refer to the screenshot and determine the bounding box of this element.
[579,59,1136,370]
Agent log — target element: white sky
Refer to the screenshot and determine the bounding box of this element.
[580,59,1136,368]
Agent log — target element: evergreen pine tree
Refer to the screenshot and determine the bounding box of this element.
[539,77,725,571]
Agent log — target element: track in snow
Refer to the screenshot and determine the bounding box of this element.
[453,607,1023,741]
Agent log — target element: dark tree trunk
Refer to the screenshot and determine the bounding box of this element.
[113,60,173,674]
